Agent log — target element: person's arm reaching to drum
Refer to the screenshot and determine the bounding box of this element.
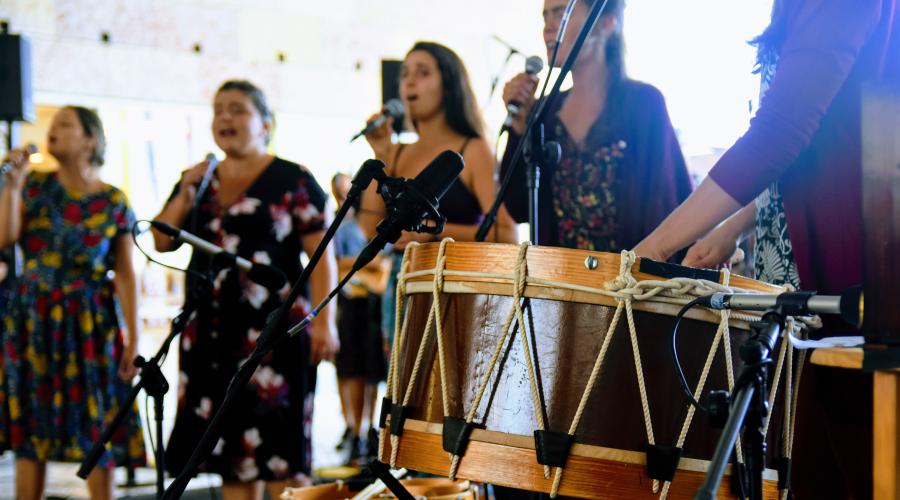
[682,202,756,269]
[634,0,882,261]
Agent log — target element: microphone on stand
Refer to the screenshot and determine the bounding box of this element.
[149,221,287,290]
[697,286,863,328]
[502,56,544,131]
[352,150,464,271]
[0,143,38,175]
[350,99,405,143]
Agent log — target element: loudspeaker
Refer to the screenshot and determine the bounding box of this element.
[0,34,35,122]
[381,59,404,133]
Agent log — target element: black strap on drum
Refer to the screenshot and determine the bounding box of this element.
[645,444,683,482]
[775,456,792,491]
[534,430,576,468]
[442,417,483,457]
[379,397,392,429]
[389,403,413,437]
[639,258,720,283]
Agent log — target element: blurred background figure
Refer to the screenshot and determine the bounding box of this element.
[331,172,388,465]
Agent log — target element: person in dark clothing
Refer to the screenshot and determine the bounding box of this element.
[152,80,338,499]
[500,0,691,252]
[636,1,900,497]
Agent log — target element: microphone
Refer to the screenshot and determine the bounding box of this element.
[353,150,464,270]
[0,144,38,175]
[503,56,544,131]
[350,98,405,143]
[195,153,219,204]
[150,221,287,290]
[698,286,863,328]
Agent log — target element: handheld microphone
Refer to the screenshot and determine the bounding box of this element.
[698,286,863,328]
[195,153,219,204]
[150,221,287,290]
[0,144,38,175]
[350,99,405,143]
[503,56,544,131]
[353,150,464,270]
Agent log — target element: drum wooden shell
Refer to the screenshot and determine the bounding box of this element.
[381,243,789,499]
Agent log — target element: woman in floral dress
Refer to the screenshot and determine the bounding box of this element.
[153,80,338,500]
[0,106,145,500]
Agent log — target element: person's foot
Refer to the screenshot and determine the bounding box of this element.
[335,427,351,450]
[366,427,380,460]
[345,434,364,465]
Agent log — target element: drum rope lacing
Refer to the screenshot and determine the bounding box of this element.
[384,241,808,499]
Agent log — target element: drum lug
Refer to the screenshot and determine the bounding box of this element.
[534,430,576,468]
[775,456,792,491]
[379,397,392,429]
[442,416,483,456]
[389,403,414,437]
[645,444,683,482]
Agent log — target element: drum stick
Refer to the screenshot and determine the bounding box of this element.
[351,467,408,500]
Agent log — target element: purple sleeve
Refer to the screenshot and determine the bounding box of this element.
[709,0,882,205]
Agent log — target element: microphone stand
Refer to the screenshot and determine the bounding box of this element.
[476,0,609,243]
[162,159,387,500]
[695,311,784,500]
[77,279,210,498]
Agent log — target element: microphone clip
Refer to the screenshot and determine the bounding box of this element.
[377,176,446,236]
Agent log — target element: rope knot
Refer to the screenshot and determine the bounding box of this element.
[605,250,638,292]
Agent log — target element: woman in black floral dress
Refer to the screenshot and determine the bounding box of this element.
[152,80,337,499]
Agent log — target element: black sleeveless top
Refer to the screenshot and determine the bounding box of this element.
[393,138,483,226]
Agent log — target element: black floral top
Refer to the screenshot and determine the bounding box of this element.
[164,157,328,482]
[501,79,692,253]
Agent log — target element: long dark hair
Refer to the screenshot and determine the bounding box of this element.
[751,0,791,83]
[65,106,106,167]
[407,41,484,139]
[580,0,626,82]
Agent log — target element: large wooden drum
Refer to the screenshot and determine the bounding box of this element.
[378,242,800,499]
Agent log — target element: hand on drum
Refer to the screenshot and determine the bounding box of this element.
[682,231,741,269]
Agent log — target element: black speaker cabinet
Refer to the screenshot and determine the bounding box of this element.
[381,59,404,133]
[0,34,35,122]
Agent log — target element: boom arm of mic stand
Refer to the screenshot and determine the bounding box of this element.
[475,0,610,242]
[162,159,384,500]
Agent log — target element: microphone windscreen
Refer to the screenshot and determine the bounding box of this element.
[384,98,405,119]
[410,150,464,203]
[525,55,544,75]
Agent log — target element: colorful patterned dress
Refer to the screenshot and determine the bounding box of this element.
[0,170,145,468]
[164,157,328,483]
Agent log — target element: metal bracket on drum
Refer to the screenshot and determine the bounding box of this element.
[442,417,484,457]
[389,403,414,437]
[645,444,683,482]
[775,457,792,491]
[379,397,392,429]
[534,430,576,468]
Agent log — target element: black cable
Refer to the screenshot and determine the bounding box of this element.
[132,220,211,287]
[671,297,711,413]
[144,394,156,457]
